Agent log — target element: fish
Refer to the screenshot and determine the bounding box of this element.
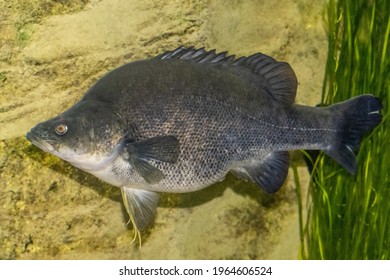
[26,46,382,244]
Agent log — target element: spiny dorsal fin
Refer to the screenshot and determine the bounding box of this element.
[155,46,235,63]
[155,46,298,105]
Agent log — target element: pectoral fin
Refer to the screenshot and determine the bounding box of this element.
[125,135,180,184]
[121,187,159,246]
[130,157,166,184]
[232,151,290,193]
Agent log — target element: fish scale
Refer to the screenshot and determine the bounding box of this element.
[26,46,382,245]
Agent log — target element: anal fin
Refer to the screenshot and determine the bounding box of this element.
[121,187,159,246]
[231,151,290,193]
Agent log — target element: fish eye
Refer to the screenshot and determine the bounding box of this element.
[55,124,68,135]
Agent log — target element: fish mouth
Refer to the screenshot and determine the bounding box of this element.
[26,130,55,153]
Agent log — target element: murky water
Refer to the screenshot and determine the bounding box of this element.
[0,0,326,259]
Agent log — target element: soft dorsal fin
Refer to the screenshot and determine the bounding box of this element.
[155,46,298,105]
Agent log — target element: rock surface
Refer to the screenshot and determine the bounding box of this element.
[0,0,326,259]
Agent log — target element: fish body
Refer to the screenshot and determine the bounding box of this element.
[26,47,382,241]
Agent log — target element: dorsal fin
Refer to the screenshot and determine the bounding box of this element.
[155,46,298,105]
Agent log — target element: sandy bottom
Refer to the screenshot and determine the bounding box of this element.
[0,0,326,259]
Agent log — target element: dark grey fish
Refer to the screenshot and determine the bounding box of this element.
[26,47,382,243]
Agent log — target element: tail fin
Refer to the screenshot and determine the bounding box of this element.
[325,94,382,174]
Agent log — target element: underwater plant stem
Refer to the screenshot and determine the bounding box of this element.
[302,0,389,260]
[292,162,306,259]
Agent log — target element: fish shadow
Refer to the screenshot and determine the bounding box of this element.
[163,173,279,210]
[24,141,309,224]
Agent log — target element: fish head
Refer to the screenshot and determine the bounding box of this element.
[26,100,125,171]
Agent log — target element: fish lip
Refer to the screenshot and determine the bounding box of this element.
[26,131,34,142]
[26,130,55,152]
[26,130,38,144]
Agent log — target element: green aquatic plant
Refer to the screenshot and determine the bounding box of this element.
[0,72,7,83]
[298,0,389,259]
[16,25,31,47]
